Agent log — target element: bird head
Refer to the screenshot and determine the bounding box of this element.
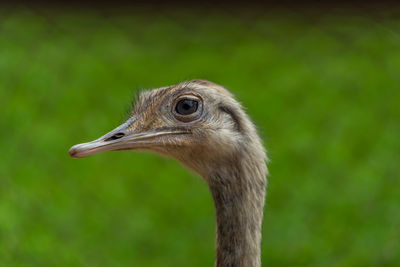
[69,80,264,177]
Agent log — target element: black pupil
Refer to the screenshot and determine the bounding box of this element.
[175,99,198,115]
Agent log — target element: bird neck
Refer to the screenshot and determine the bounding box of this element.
[207,158,266,267]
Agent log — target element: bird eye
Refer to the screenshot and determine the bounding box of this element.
[175,99,199,115]
[172,95,203,122]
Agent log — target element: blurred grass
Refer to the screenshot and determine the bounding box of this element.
[1,5,400,267]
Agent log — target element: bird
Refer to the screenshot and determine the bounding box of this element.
[69,79,268,267]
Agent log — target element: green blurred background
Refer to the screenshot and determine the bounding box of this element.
[1,4,400,266]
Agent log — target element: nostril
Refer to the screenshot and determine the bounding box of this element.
[105,132,125,141]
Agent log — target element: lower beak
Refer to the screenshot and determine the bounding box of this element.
[68,117,189,158]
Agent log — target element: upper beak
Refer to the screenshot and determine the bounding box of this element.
[68,116,188,158]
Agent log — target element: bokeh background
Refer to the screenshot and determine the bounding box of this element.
[1,2,400,266]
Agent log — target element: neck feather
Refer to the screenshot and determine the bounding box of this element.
[207,152,266,267]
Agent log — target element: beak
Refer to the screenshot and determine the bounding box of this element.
[68,116,188,158]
